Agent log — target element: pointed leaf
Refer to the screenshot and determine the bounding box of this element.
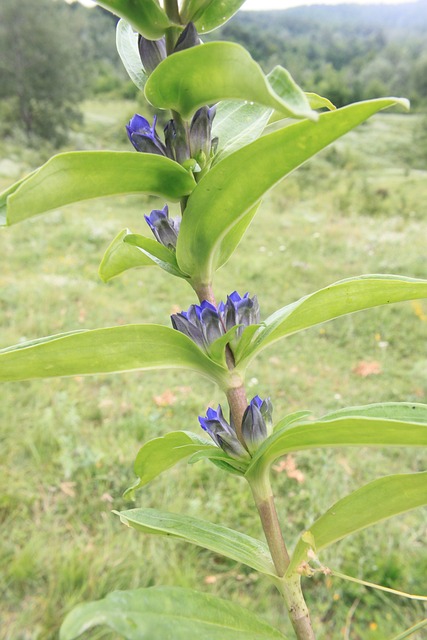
[116,19,147,90]
[176,98,408,282]
[125,431,213,497]
[188,447,249,475]
[287,472,427,575]
[145,43,316,120]
[215,203,261,271]
[306,92,336,111]
[212,66,301,165]
[247,416,427,476]
[124,233,189,278]
[95,0,172,40]
[60,586,287,640]
[1,152,196,226]
[0,325,228,386]
[239,275,427,366]
[117,507,276,576]
[321,402,427,424]
[99,229,156,282]
[184,0,247,34]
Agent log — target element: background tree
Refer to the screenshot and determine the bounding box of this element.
[0,0,86,146]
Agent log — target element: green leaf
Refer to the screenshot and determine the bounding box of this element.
[306,92,336,111]
[188,447,249,475]
[124,233,188,278]
[287,472,427,576]
[183,0,247,34]
[0,152,196,226]
[239,275,427,366]
[116,19,147,90]
[145,43,316,120]
[125,431,213,497]
[272,410,312,433]
[0,325,228,386]
[117,507,275,576]
[99,229,156,282]
[60,586,287,640]
[320,402,427,424]
[212,100,271,166]
[176,98,407,283]
[212,66,305,166]
[247,415,427,476]
[95,0,172,40]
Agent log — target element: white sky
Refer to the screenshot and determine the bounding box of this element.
[74,0,416,9]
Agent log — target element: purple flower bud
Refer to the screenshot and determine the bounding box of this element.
[164,119,190,164]
[171,292,259,353]
[241,396,273,454]
[224,291,260,336]
[138,35,166,74]
[174,22,200,53]
[144,204,180,249]
[189,106,217,167]
[171,300,222,351]
[198,405,249,460]
[126,114,167,156]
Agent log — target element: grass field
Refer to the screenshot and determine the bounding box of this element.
[0,99,426,640]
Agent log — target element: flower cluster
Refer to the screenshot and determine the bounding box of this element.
[126,108,217,168]
[199,395,273,459]
[171,292,260,352]
[144,205,180,250]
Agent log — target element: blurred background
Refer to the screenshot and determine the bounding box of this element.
[0,1,426,639]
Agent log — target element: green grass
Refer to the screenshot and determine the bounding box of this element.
[0,100,426,640]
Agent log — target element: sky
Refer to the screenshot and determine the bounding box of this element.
[74,0,417,9]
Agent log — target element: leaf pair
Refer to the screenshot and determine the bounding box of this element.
[1,275,426,387]
[118,402,427,580]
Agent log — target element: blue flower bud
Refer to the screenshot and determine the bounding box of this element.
[189,106,216,167]
[144,205,180,249]
[224,291,260,336]
[174,22,200,53]
[198,405,250,460]
[138,35,166,74]
[241,395,273,454]
[171,292,259,354]
[126,114,167,156]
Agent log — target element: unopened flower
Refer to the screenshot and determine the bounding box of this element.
[241,395,273,454]
[174,22,200,53]
[198,395,272,459]
[144,205,180,249]
[138,35,166,74]
[171,292,260,353]
[198,405,249,460]
[126,114,167,156]
[189,106,217,167]
[164,119,189,164]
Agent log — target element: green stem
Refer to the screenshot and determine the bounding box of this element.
[248,470,290,576]
[247,470,315,639]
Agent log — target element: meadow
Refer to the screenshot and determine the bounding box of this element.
[0,99,426,639]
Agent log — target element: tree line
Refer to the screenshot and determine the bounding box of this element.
[0,0,426,145]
